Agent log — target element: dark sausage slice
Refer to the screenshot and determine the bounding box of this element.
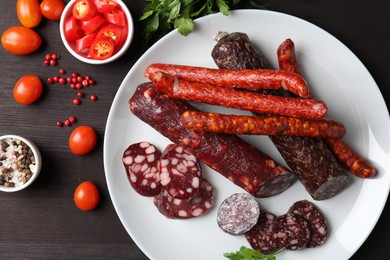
[288,200,328,248]
[211,32,349,200]
[245,210,281,255]
[149,72,327,119]
[159,143,202,199]
[277,38,376,178]
[130,83,295,198]
[180,110,346,138]
[217,193,260,235]
[153,179,214,219]
[122,142,162,197]
[273,213,311,250]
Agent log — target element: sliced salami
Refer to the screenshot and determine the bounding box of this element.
[153,179,214,219]
[217,193,260,235]
[122,142,162,197]
[245,210,280,255]
[273,213,311,250]
[288,200,328,247]
[159,144,202,199]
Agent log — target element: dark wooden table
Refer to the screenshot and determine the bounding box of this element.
[0,0,388,259]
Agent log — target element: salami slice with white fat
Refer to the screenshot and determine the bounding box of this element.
[217,193,260,235]
[122,142,162,197]
[245,210,280,255]
[159,144,202,199]
[153,179,214,219]
[273,213,311,250]
[288,200,328,247]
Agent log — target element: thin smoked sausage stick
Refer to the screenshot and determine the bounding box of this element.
[277,38,376,178]
[180,111,346,138]
[145,63,311,98]
[148,72,327,119]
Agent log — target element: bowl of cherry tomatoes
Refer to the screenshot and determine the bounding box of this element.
[59,0,133,64]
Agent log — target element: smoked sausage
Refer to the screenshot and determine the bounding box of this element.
[211,32,349,200]
[130,82,296,198]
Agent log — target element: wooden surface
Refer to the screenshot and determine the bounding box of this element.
[0,0,389,259]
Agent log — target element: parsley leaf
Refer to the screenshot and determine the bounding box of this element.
[224,246,284,260]
[140,0,267,43]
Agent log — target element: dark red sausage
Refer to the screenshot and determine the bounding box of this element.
[180,110,346,138]
[273,213,311,250]
[122,141,162,197]
[159,143,202,199]
[145,63,311,98]
[288,200,328,248]
[211,32,349,200]
[130,83,295,198]
[245,210,280,255]
[153,179,214,219]
[277,38,376,178]
[148,72,328,119]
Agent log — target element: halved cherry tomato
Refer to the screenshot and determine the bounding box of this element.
[64,15,84,43]
[69,125,97,155]
[14,75,43,105]
[74,181,100,211]
[93,0,117,13]
[104,7,126,26]
[1,26,42,55]
[17,0,42,28]
[40,0,65,20]
[81,15,105,34]
[75,33,97,52]
[73,0,96,20]
[96,24,122,46]
[88,36,115,60]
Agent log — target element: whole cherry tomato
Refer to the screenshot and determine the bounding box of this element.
[1,26,42,55]
[14,75,43,105]
[16,0,42,28]
[69,125,97,155]
[40,0,65,20]
[74,181,100,211]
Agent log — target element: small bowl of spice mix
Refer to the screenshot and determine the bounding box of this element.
[0,135,42,192]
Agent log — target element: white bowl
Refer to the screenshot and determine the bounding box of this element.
[59,0,134,65]
[0,135,42,192]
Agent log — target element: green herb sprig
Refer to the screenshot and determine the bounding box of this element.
[223,246,284,260]
[140,0,267,43]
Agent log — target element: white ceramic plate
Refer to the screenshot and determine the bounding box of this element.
[103,10,390,260]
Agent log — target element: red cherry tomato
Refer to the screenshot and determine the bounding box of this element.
[96,24,122,46]
[16,0,42,28]
[93,0,117,13]
[80,15,105,34]
[14,75,43,105]
[89,36,115,60]
[74,181,100,211]
[1,26,42,55]
[104,7,126,26]
[40,0,65,20]
[73,0,97,20]
[69,125,97,155]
